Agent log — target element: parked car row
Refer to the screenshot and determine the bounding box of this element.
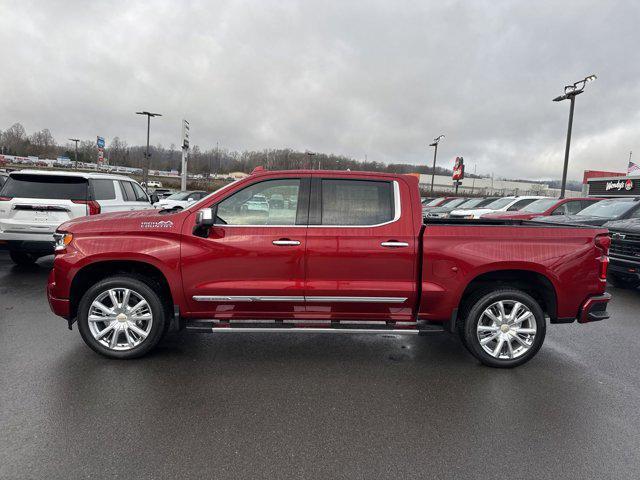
[422,194,640,289]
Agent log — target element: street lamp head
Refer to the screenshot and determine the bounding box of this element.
[430,134,445,147]
[135,111,162,117]
[585,74,597,83]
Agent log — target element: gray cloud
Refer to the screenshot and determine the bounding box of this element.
[1,0,639,180]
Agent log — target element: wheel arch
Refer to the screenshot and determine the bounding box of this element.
[457,268,558,322]
[69,260,175,326]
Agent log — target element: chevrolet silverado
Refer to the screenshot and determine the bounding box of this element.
[47,169,611,367]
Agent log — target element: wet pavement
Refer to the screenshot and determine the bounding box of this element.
[1,252,639,479]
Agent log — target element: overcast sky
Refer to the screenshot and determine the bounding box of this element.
[1,0,639,180]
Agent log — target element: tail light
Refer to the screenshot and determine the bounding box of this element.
[595,234,611,255]
[595,234,610,281]
[72,200,101,215]
[0,196,11,201]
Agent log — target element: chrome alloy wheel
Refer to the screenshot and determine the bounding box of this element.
[476,300,537,360]
[87,288,153,351]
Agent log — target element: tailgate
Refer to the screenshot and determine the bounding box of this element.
[0,174,88,234]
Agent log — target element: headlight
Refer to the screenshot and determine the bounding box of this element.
[53,232,73,252]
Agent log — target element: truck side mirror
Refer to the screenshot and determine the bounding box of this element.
[193,205,218,238]
[195,205,218,227]
[150,193,159,204]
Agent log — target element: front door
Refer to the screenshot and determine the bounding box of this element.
[181,176,310,320]
[304,176,418,322]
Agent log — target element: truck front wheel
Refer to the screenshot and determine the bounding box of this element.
[77,276,167,359]
[461,289,546,368]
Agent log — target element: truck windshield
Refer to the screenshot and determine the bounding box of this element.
[577,199,636,218]
[521,198,558,213]
[1,174,88,200]
[426,198,446,206]
[441,198,468,208]
[483,197,514,210]
[456,198,493,209]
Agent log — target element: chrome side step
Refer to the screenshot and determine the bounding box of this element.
[185,320,445,335]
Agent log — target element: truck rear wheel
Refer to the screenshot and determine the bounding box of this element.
[77,276,167,359]
[461,288,546,368]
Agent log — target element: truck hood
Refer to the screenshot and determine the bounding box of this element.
[602,218,640,233]
[531,214,611,226]
[58,208,187,234]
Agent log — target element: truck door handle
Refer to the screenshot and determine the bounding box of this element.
[273,239,301,246]
[381,241,409,248]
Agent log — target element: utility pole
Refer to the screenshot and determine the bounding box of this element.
[553,75,597,198]
[68,138,80,170]
[181,119,189,191]
[135,111,162,191]
[429,134,445,195]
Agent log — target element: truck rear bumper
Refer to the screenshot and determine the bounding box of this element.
[0,238,55,254]
[578,293,611,324]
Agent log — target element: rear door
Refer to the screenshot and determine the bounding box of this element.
[0,173,89,235]
[304,176,418,322]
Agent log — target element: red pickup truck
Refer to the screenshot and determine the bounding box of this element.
[47,170,611,367]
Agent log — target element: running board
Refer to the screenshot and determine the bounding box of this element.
[185,320,445,335]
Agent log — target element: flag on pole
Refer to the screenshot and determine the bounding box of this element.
[628,160,640,176]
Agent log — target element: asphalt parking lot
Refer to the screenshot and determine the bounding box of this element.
[1,253,639,480]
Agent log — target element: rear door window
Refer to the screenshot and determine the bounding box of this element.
[90,179,116,200]
[320,179,394,226]
[1,174,87,200]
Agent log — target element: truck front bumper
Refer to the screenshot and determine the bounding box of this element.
[47,269,70,319]
[578,293,611,324]
[608,256,640,281]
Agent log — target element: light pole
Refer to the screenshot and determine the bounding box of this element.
[553,75,597,198]
[68,138,80,170]
[428,135,445,195]
[135,111,162,190]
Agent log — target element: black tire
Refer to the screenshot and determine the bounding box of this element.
[77,275,167,359]
[9,250,38,265]
[608,272,640,289]
[461,288,546,368]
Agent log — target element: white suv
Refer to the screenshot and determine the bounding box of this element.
[0,170,153,265]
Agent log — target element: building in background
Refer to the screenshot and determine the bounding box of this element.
[582,170,626,195]
[584,169,640,198]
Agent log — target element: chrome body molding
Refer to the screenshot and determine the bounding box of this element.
[193,296,305,302]
[193,295,408,303]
